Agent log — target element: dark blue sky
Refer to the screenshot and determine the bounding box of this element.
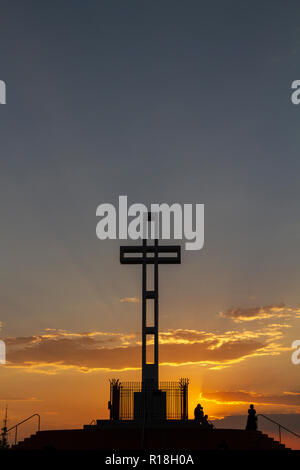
[0,0,300,337]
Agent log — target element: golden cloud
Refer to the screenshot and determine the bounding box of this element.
[219,303,300,323]
[120,297,140,303]
[0,396,41,403]
[199,390,300,409]
[3,324,288,373]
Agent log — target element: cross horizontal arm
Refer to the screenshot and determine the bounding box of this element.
[120,245,181,264]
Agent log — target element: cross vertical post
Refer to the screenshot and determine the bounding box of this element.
[142,214,159,390]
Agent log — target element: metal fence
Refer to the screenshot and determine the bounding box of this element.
[109,378,189,421]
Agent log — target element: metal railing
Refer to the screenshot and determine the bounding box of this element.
[7,413,41,446]
[257,414,300,444]
[109,380,189,421]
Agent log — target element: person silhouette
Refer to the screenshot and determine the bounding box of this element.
[203,414,214,429]
[194,403,204,423]
[245,404,257,431]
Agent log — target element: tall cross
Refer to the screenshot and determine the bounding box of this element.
[120,212,181,391]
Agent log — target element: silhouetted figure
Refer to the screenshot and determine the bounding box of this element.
[194,404,204,423]
[246,404,257,431]
[203,414,213,429]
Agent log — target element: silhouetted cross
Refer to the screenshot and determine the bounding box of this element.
[120,212,181,390]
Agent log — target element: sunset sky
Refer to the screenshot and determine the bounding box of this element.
[0,0,300,449]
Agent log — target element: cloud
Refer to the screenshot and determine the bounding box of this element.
[3,324,288,373]
[120,297,139,303]
[219,303,300,323]
[199,390,300,409]
[0,396,41,403]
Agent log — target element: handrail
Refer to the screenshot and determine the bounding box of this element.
[7,413,40,446]
[257,413,300,444]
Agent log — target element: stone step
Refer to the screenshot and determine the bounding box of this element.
[11,427,289,451]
